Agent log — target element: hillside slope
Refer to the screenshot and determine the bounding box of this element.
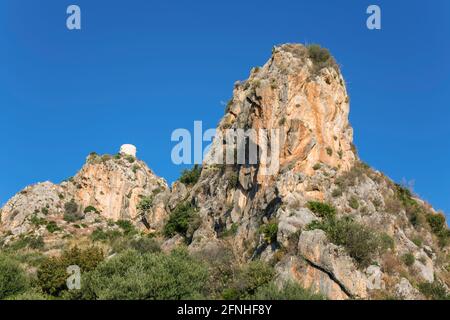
[1,44,449,300]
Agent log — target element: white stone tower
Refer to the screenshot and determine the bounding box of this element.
[120,144,137,157]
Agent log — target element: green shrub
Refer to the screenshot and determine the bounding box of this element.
[129,238,161,254]
[437,229,450,247]
[179,164,202,185]
[427,213,446,234]
[92,228,122,243]
[7,236,45,251]
[331,188,342,198]
[80,249,208,300]
[249,281,325,300]
[348,196,359,210]
[335,162,370,190]
[125,155,135,163]
[307,44,337,74]
[259,222,278,244]
[116,220,138,236]
[313,163,321,171]
[30,215,46,227]
[163,202,200,239]
[307,201,336,220]
[308,216,386,268]
[222,260,274,300]
[37,247,104,296]
[7,288,49,300]
[227,171,239,189]
[418,281,449,300]
[0,255,29,299]
[401,253,415,267]
[137,196,153,213]
[64,200,79,215]
[412,237,423,247]
[63,212,82,223]
[46,221,61,233]
[379,233,395,251]
[220,223,238,238]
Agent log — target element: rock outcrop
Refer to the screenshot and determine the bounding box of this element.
[0,150,170,245]
[1,44,449,300]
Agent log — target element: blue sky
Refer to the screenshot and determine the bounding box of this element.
[0,0,449,217]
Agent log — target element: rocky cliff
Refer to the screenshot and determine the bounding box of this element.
[1,44,449,300]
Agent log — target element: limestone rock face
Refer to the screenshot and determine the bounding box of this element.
[1,44,449,300]
[189,44,357,260]
[67,153,169,226]
[0,182,65,235]
[294,230,368,299]
[180,44,449,299]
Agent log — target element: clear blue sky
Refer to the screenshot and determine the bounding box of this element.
[1,1,449,217]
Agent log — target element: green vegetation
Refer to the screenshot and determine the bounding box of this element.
[64,200,82,222]
[331,188,342,198]
[46,221,61,233]
[90,228,121,242]
[250,281,325,300]
[392,184,449,247]
[163,202,200,240]
[418,281,450,300]
[116,220,138,236]
[401,253,416,267]
[307,44,338,74]
[179,164,202,185]
[307,201,336,219]
[77,248,207,300]
[348,196,359,210]
[220,223,238,238]
[222,261,274,300]
[37,247,104,296]
[0,254,29,299]
[313,163,321,171]
[307,202,390,268]
[259,222,278,244]
[137,195,153,212]
[83,206,98,214]
[125,155,136,163]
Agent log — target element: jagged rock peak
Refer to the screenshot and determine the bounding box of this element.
[217,43,356,176]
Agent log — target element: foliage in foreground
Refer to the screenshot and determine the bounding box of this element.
[76,248,208,300]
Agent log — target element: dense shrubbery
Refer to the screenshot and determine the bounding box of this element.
[163,202,200,240]
[222,261,275,300]
[401,253,416,267]
[116,220,138,236]
[0,254,29,299]
[307,44,338,74]
[307,201,336,219]
[179,164,202,185]
[78,249,208,300]
[259,222,278,244]
[307,202,391,268]
[64,200,83,222]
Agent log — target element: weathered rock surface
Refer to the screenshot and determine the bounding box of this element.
[1,43,449,300]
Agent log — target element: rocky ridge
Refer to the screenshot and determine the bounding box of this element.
[1,44,449,300]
